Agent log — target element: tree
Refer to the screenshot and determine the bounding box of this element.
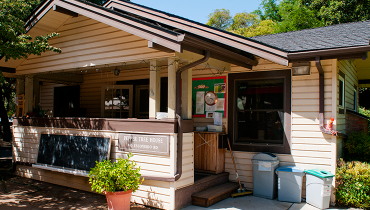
[253,0,370,33]
[207,10,276,37]
[0,0,61,142]
[274,0,324,33]
[206,9,233,30]
[253,0,281,22]
[308,0,370,25]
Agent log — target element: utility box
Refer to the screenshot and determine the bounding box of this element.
[252,153,279,199]
[276,166,305,203]
[305,169,335,209]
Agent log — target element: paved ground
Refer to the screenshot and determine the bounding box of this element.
[183,196,354,210]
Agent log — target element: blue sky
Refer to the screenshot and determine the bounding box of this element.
[132,0,262,24]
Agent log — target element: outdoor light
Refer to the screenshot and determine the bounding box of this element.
[292,61,311,76]
[113,67,120,76]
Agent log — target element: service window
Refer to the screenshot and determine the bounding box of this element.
[228,70,291,154]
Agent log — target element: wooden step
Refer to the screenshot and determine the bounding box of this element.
[193,172,229,193]
[192,182,240,207]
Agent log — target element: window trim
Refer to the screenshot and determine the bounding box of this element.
[338,73,345,114]
[228,70,291,154]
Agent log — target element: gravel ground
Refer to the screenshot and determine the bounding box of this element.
[0,139,157,210]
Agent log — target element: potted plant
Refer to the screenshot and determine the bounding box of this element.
[88,153,143,210]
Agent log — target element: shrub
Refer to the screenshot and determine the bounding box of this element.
[336,159,370,209]
[88,153,143,193]
[359,106,370,131]
[344,131,370,162]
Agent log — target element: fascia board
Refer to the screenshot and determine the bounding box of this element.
[108,1,289,66]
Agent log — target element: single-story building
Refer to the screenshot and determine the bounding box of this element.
[2,0,370,209]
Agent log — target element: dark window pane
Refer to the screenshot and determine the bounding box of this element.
[235,78,285,145]
[236,111,284,144]
[236,79,284,110]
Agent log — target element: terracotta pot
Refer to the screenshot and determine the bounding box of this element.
[104,189,133,210]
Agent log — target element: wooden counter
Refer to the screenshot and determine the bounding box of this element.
[194,131,226,174]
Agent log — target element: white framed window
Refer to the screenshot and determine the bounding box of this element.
[354,88,357,111]
[338,75,345,110]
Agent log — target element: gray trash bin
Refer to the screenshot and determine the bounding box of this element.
[276,166,304,203]
[252,153,279,199]
[305,169,335,209]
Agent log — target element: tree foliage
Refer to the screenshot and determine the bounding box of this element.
[206,9,233,30]
[207,0,370,38]
[0,0,61,142]
[206,9,275,37]
[0,0,61,61]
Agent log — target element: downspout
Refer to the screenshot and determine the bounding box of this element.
[315,57,347,138]
[143,50,210,182]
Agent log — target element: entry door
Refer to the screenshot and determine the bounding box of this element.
[135,85,149,119]
[101,85,133,118]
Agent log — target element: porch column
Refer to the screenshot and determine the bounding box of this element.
[33,77,40,109]
[167,58,178,119]
[16,78,25,95]
[149,60,161,119]
[24,76,34,114]
[182,63,192,119]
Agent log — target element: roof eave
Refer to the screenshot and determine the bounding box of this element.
[288,45,370,62]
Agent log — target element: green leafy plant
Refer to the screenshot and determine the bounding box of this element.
[336,159,370,209]
[359,106,370,131]
[344,131,370,162]
[88,153,143,193]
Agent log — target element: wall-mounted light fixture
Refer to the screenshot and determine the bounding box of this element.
[113,67,120,76]
[292,61,311,76]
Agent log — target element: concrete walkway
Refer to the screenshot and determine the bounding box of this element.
[182,196,351,210]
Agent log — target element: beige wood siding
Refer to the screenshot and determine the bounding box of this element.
[337,60,358,133]
[224,59,336,198]
[15,15,173,76]
[39,82,66,116]
[81,67,169,117]
[13,126,191,210]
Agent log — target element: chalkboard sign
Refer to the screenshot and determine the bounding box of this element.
[37,133,111,171]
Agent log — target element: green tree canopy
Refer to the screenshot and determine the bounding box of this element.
[206,9,233,30]
[206,9,276,37]
[0,0,62,142]
[208,0,370,38]
[0,0,61,61]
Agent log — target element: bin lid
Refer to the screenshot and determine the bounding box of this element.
[304,169,334,178]
[252,152,279,161]
[276,166,304,173]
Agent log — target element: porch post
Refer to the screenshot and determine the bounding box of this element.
[16,78,25,95]
[24,76,34,114]
[167,58,178,119]
[33,77,40,109]
[149,60,161,119]
[181,63,192,119]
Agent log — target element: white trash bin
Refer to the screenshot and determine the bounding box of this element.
[305,169,335,209]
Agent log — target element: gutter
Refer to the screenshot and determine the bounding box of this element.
[143,50,210,182]
[315,57,347,138]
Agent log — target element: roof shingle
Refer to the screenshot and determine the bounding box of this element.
[250,21,370,53]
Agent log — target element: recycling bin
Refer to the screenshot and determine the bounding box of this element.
[276,166,305,203]
[305,169,335,209]
[252,153,279,199]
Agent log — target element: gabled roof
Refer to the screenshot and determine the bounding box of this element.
[3,0,370,74]
[251,21,370,53]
